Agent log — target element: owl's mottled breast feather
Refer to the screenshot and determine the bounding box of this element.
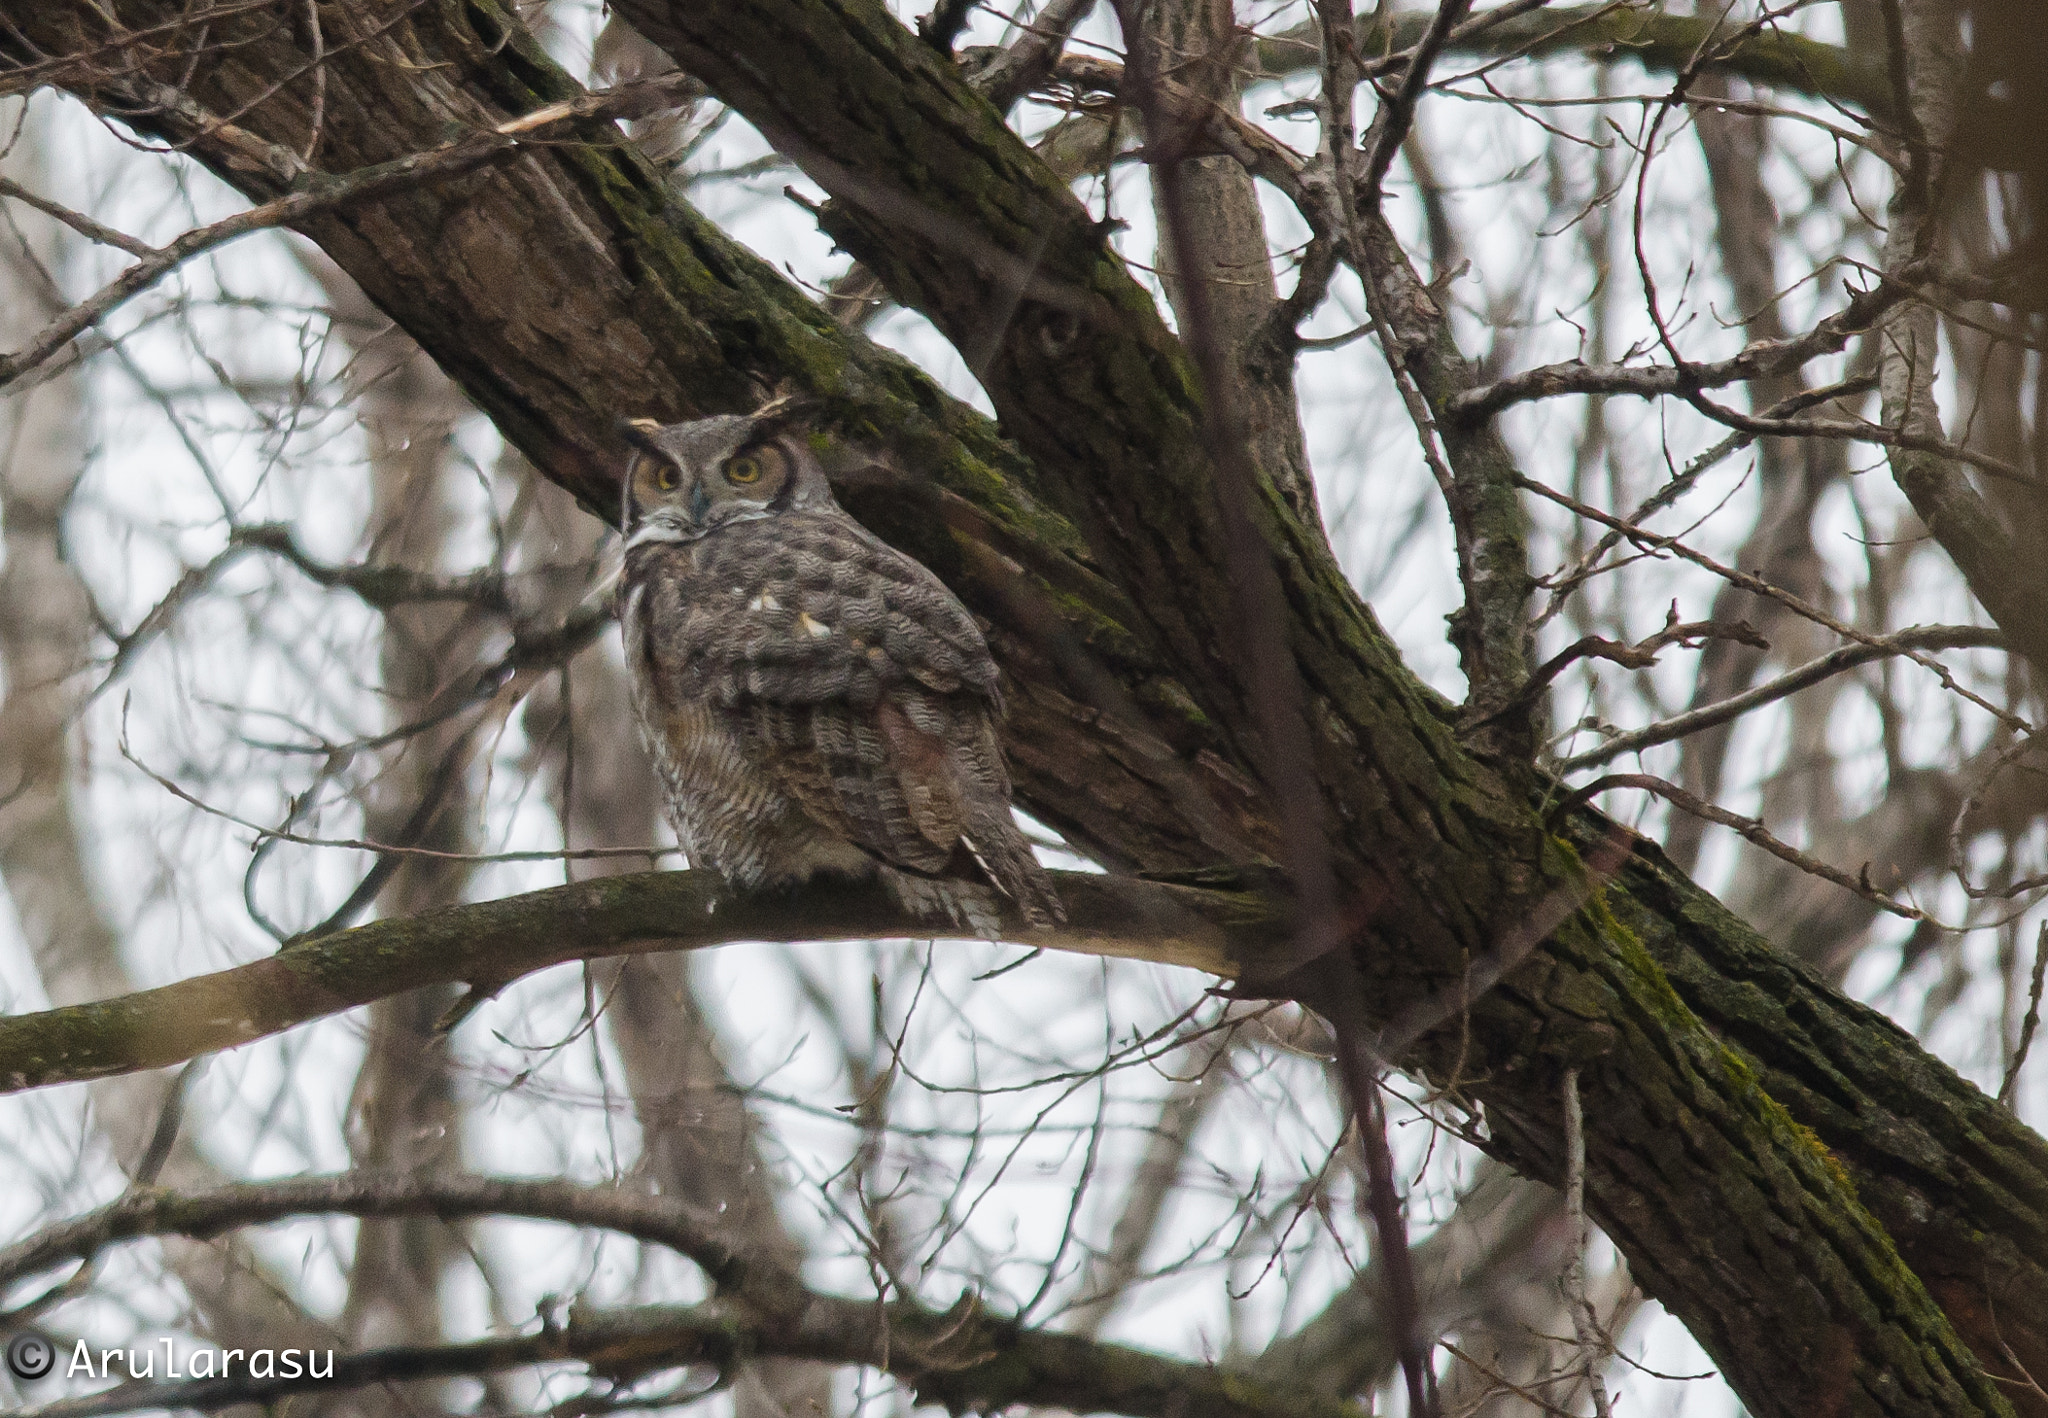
[624,513,1000,711]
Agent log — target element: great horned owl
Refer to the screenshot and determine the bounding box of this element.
[617,401,1065,935]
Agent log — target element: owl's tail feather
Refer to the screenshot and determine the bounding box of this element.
[880,868,1004,940]
[960,824,1067,931]
[876,828,1064,940]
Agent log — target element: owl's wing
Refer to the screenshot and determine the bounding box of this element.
[682,515,1006,875]
[745,693,998,877]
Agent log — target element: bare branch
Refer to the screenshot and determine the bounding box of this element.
[1358,0,1474,208]
[0,176,153,257]
[1483,606,1771,730]
[1556,774,1927,921]
[2000,923,2048,1108]
[226,523,605,616]
[0,1173,763,1304]
[1252,3,1895,120]
[1446,270,1921,424]
[1536,372,1881,624]
[0,74,699,390]
[1514,471,2030,735]
[1560,1069,1616,1418]
[0,870,1285,1095]
[965,0,1097,110]
[1557,625,2005,772]
[8,1283,1369,1418]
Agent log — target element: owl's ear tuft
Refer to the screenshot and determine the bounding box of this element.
[750,393,823,437]
[618,416,667,452]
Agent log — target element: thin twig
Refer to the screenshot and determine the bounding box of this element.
[1358,0,1475,207]
[1557,774,1926,921]
[1446,267,1923,424]
[1484,605,1769,729]
[1440,1340,1580,1418]
[1535,371,1879,624]
[1561,1069,1617,1418]
[1998,924,2048,1108]
[1558,625,2004,772]
[0,176,155,257]
[1514,472,2031,736]
[118,734,673,865]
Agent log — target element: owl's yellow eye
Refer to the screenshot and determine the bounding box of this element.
[654,463,680,491]
[725,456,763,486]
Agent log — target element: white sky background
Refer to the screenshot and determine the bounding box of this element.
[0,3,2037,1417]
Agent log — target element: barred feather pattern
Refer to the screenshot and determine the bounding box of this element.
[620,458,1064,937]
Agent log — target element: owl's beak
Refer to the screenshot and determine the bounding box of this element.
[686,480,712,527]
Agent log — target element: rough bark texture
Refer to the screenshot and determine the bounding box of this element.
[1,2,2043,1414]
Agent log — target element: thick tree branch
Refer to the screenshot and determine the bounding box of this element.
[0,75,696,390]
[0,1174,760,1303]
[0,870,1276,1094]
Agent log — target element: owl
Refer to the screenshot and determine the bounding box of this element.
[616,401,1065,936]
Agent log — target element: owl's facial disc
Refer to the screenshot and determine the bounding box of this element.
[720,441,790,502]
[624,437,797,546]
[681,440,792,533]
[625,450,696,537]
[621,411,828,548]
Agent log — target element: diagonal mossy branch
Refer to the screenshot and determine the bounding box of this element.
[616,4,2044,1410]
[0,870,1283,1095]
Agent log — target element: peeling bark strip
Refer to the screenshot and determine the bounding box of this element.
[1,1,2045,1413]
